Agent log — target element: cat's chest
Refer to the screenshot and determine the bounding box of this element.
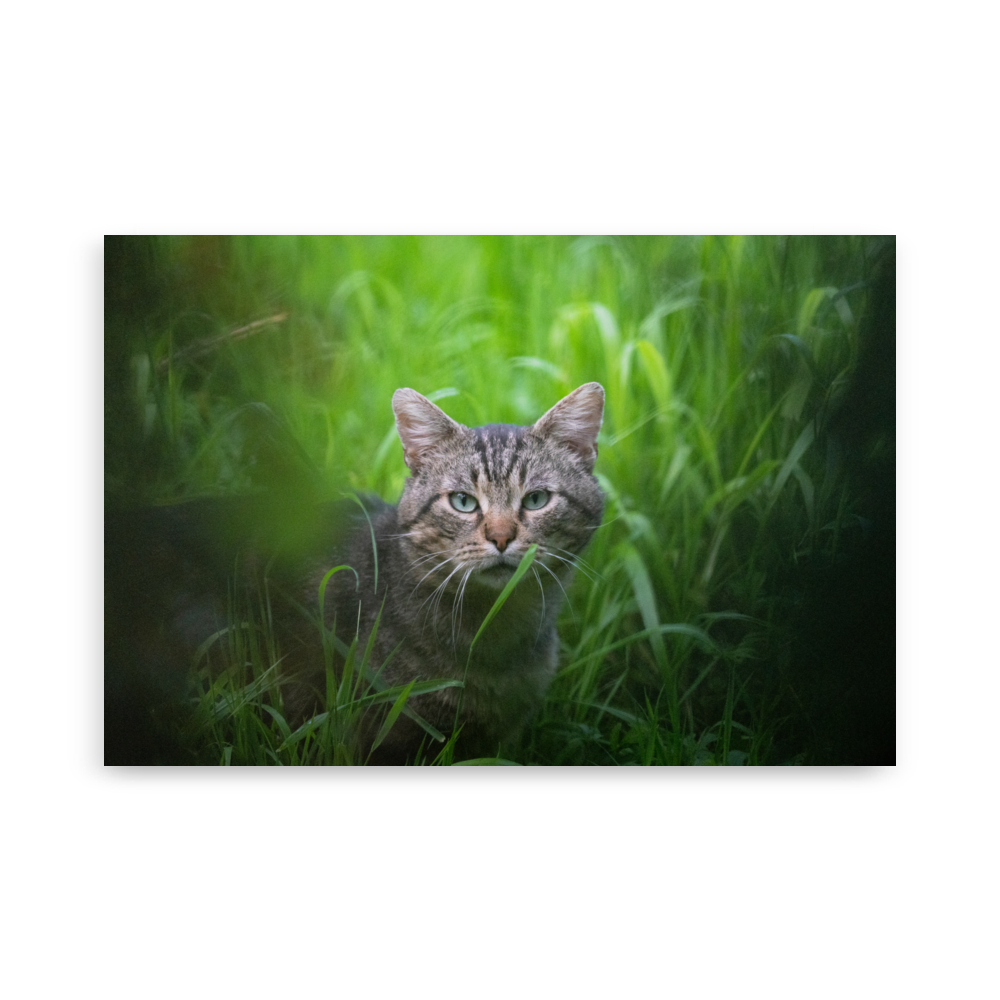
[358,572,560,685]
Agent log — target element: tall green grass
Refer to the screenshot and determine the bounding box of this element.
[106,235,888,764]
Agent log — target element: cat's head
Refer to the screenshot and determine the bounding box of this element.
[392,384,605,589]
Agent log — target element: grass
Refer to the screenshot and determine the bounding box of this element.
[105,235,895,765]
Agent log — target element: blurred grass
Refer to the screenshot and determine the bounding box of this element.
[105,235,895,765]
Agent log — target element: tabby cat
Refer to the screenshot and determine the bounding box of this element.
[105,383,605,764]
[284,381,606,762]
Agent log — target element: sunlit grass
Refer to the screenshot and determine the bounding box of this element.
[107,235,886,764]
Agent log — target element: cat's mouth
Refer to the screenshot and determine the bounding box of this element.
[479,561,516,575]
[476,568,515,590]
[475,555,520,586]
[479,552,521,570]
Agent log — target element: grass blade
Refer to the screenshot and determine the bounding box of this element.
[345,493,378,593]
[772,419,815,500]
[277,712,330,752]
[370,680,415,752]
[468,544,538,656]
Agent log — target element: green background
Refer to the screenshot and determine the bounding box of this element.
[105,235,895,765]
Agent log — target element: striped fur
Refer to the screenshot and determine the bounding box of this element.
[298,383,606,762]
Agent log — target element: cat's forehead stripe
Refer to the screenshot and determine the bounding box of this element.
[499,434,522,481]
[472,424,528,484]
[472,435,493,481]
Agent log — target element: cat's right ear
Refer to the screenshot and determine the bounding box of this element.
[533,381,605,471]
[392,389,465,473]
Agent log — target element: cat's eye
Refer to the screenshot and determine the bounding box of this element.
[522,489,550,510]
[449,492,479,513]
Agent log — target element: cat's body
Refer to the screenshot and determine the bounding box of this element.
[285,383,606,761]
[105,383,605,764]
[285,495,562,761]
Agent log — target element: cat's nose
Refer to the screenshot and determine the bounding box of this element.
[485,520,517,553]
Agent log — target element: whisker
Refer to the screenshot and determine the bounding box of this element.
[542,547,601,584]
[417,560,464,612]
[590,515,622,530]
[451,565,475,647]
[403,549,456,574]
[408,557,456,599]
[427,561,467,627]
[531,566,546,643]
[552,546,605,581]
[536,558,574,614]
[538,548,591,581]
[434,562,466,645]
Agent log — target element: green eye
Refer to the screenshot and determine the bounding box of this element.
[522,489,550,510]
[449,492,478,513]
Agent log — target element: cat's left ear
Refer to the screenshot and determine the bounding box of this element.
[532,382,605,471]
[392,388,466,473]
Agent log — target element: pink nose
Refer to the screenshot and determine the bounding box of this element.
[485,522,517,552]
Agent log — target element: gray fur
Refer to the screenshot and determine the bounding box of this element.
[289,383,606,763]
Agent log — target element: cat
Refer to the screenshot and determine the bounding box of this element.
[105,382,605,765]
[281,381,606,763]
